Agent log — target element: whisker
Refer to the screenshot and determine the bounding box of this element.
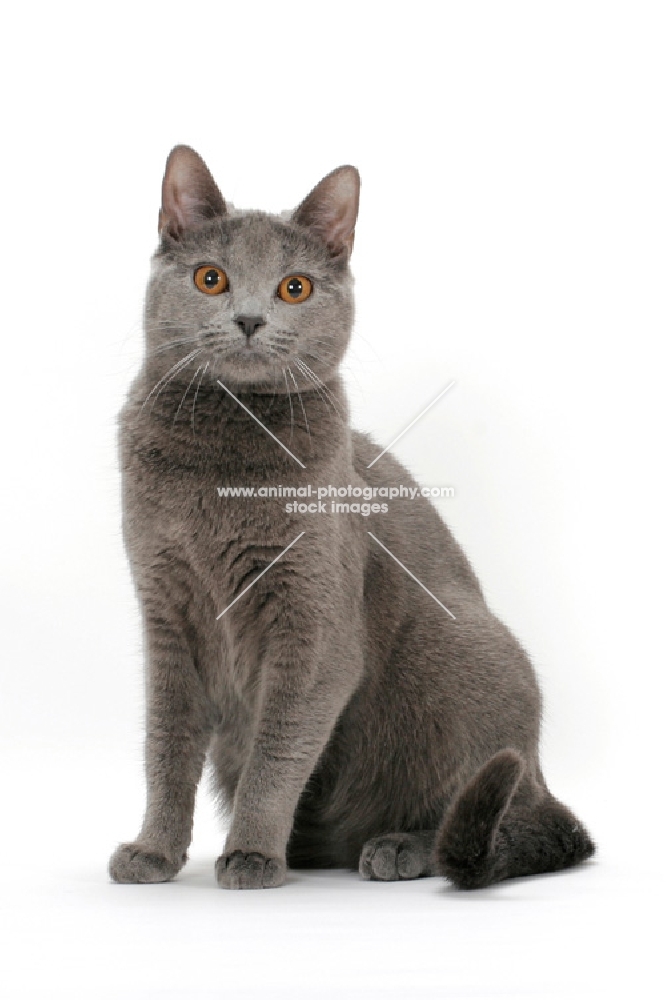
[293,359,338,421]
[191,361,209,435]
[283,368,295,444]
[172,364,203,427]
[141,349,202,412]
[265,369,280,414]
[297,353,338,388]
[295,357,344,419]
[305,366,344,415]
[148,339,202,357]
[145,320,196,329]
[150,352,204,414]
[288,366,311,451]
[143,325,194,336]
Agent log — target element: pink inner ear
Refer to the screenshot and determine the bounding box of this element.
[327,201,356,251]
[159,146,226,236]
[172,190,207,232]
[293,166,360,256]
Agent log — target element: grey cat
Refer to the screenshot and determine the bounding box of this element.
[109,146,594,890]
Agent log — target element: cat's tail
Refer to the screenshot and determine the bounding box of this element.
[434,749,595,889]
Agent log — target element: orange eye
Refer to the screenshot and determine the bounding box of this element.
[194,265,228,295]
[278,275,312,303]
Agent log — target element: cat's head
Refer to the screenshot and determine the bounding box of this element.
[145,145,360,389]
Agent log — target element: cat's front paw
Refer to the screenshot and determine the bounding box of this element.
[108,842,185,884]
[215,850,286,889]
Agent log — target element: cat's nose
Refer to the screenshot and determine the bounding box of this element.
[235,315,266,339]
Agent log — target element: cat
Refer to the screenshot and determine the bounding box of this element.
[109,145,595,890]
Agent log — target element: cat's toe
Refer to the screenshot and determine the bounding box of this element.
[108,842,184,884]
[215,850,286,889]
[359,834,428,881]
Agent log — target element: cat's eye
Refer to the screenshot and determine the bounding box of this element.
[278,275,313,303]
[194,265,228,296]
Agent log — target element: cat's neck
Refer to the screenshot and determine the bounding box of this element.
[125,364,351,477]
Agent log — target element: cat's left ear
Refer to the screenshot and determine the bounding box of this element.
[158,145,227,239]
[292,166,360,258]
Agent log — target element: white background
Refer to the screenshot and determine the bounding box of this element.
[1,2,664,997]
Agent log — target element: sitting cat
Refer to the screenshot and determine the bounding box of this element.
[109,145,595,890]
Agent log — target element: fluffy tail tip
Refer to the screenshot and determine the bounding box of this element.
[435,749,525,889]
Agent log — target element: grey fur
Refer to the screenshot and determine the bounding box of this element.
[109,146,594,890]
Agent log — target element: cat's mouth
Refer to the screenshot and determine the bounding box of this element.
[225,342,271,362]
[214,342,283,383]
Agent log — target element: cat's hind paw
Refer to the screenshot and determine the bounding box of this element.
[215,850,286,889]
[359,832,434,881]
[108,842,185,884]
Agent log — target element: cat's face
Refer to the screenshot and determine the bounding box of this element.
[144,146,360,390]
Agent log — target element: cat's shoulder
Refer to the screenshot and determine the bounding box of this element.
[351,430,419,490]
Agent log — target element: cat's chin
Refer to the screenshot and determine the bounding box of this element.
[214,353,282,390]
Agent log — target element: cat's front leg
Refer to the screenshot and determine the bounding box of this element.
[109,598,213,884]
[216,630,361,890]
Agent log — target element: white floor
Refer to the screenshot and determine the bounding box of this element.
[1,748,659,1000]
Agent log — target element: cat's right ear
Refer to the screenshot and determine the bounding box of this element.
[158,145,227,239]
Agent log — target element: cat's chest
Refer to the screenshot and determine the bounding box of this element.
[135,446,296,541]
[124,415,357,613]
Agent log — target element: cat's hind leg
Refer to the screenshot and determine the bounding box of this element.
[435,749,595,889]
[359,830,437,881]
